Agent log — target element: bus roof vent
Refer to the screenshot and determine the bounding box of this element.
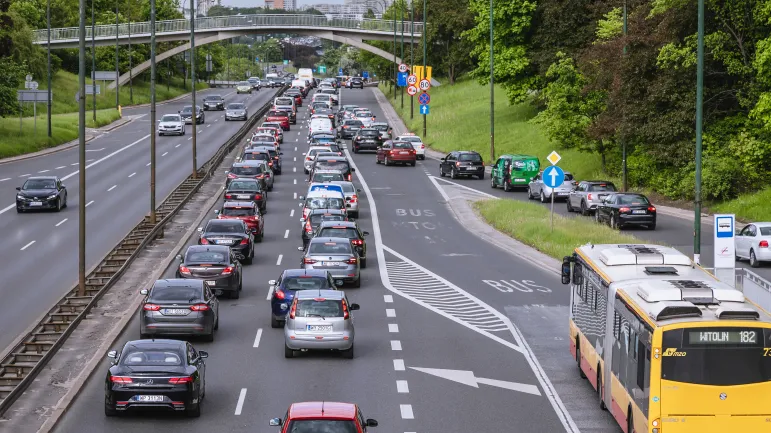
[644,266,679,275]
[600,245,662,266]
[637,283,683,302]
[715,306,760,320]
[650,302,703,321]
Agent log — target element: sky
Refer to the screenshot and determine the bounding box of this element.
[219,0,345,7]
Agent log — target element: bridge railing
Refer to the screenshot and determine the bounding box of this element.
[33,14,423,43]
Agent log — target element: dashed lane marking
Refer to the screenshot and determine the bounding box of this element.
[396,380,409,393]
[276,254,283,266]
[386,308,396,317]
[55,166,66,169]
[390,340,402,351]
[0,178,10,182]
[20,240,35,251]
[128,172,136,178]
[284,229,290,239]
[394,359,405,371]
[389,324,399,333]
[384,295,393,303]
[399,404,414,419]
[253,329,263,348]
[162,152,168,157]
[55,218,67,227]
[234,388,247,415]
[38,169,49,173]
[107,185,117,192]
[85,200,94,207]
[19,173,31,177]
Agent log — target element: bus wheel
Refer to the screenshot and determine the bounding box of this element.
[597,369,606,410]
[576,339,586,379]
[627,409,634,433]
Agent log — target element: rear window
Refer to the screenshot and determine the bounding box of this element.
[121,348,184,367]
[312,172,345,182]
[459,153,483,162]
[305,197,345,209]
[228,180,259,190]
[618,195,650,205]
[345,120,363,126]
[231,166,259,175]
[359,130,379,137]
[186,251,227,263]
[244,152,270,161]
[319,227,358,239]
[206,221,244,233]
[337,183,355,193]
[282,277,331,291]
[761,227,771,236]
[149,286,202,302]
[393,142,413,149]
[588,183,616,192]
[310,214,346,224]
[222,207,255,217]
[309,241,352,255]
[294,299,345,318]
[268,111,288,117]
[355,112,372,118]
[400,136,420,142]
[275,98,293,106]
[372,124,389,131]
[316,161,350,172]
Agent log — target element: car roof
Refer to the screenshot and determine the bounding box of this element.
[153,278,204,288]
[289,402,356,420]
[223,201,256,208]
[234,160,266,167]
[26,175,58,181]
[294,290,346,301]
[318,221,357,229]
[316,156,348,161]
[206,218,244,226]
[186,245,230,254]
[282,268,330,278]
[308,208,346,215]
[455,150,481,155]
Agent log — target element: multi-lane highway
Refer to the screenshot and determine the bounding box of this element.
[0,87,280,353]
[52,86,618,432]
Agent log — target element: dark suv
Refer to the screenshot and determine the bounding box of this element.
[349,77,364,89]
[203,95,224,111]
[352,128,383,152]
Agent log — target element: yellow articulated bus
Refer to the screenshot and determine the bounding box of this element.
[560,243,771,433]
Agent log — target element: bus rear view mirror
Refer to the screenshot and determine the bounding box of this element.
[561,257,571,285]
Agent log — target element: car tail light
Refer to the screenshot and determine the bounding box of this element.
[760,240,769,248]
[200,238,209,245]
[289,299,297,319]
[355,136,362,141]
[239,238,249,245]
[350,195,358,203]
[275,289,286,300]
[346,257,358,264]
[648,206,656,212]
[168,376,193,384]
[256,174,264,179]
[587,193,593,201]
[225,194,232,199]
[111,376,133,384]
[143,303,161,311]
[227,173,237,179]
[306,157,312,161]
[343,125,349,129]
[421,144,425,149]
[255,194,262,200]
[179,266,191,275]
[190,304,209,311]
[619,207,631,213]
[351,239,363,246]
[268,162,273,167]
[303,258,317,264]
[347,174,352,181]
[342,300,349,319]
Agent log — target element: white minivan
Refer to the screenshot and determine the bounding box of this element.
[308,117,334,138]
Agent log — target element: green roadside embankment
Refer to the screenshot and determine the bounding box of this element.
[1,71,208,159]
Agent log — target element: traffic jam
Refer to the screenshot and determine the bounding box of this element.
[101,75,398,430]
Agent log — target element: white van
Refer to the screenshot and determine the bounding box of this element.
[298,68,314,86]
[308,117,334,138]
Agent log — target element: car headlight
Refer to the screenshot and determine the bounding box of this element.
[47,194,58,199]
[16,194,23,200]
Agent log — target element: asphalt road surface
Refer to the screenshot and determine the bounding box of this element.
[0,87,280,353]
[52,87,619,432]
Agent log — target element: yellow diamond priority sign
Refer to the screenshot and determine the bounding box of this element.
[547,151,561,166]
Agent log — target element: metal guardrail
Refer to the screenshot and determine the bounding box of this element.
[0,86,287,416]
[33,14,423,43]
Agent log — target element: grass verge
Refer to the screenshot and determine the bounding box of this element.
[711,187,771,222]
[473,199,641,260]
[0,109,121,159]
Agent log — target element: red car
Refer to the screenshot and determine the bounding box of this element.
[287,92,303,106]
[216,201,264,242]
[376,140,417,166]
[266,110,290,131]
[270,401,378,433]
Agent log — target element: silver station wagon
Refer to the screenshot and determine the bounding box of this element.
[284,289,359,359]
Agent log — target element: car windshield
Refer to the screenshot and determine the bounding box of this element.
[306,197,345,209]
[222,207,255,217]
[294,299,345,318]
[358,130,379,137]
[617,195,650,205]
[23,179,56,189]
[319,228,358,239]
[186,251,227,263]
[227,103,245,110]
[228,181,259,190]
[563,173,575,181]
[120,347,184,367]
[459,153,483,162]
[161,115,180,122]
[312,172,345,182]
[393,142,413,149]
[315,161,349,172]
[206,95,222,100]
[310,214,345,224]
[231,166,259,175]
[206,221,243,233]
[181,106,193,113]
[282,277,331,291]
[238,81,249,86]
[588,183,616,192]
[149,286,202,302]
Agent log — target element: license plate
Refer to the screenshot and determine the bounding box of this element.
[206,280,217,286]
[558,192,569,195]
[215,240,232,245]
[632,209,646,214]
[30,202,42,206]
[307,325,333,332]
[514,178,525,182]
[162,309,189,315]
[461,166,469,170]
[321,261,341,266]
[136,395,165,402]
[237,194,250,199]
[400,151,409,154]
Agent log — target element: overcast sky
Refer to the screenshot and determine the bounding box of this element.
[219,0,345,7]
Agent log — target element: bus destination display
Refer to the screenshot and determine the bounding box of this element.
[688,329,761,345]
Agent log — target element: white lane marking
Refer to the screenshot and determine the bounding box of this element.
[128,172,136,178]
[384,295,393,303]
[207,124,211,128]
[284,229,290,239]
[38,169,50,173]
[55,218,68,227]
[391,340,402,351]
[162,152,168,157]
[293,156,296,162]
[293,179,297,185]
[85,200,94,207]
[386,309,396,317]
[394,359,405,371]
[71,163,78,166]
[253,329,263,348]
[188,137,192,140]
[55,166,66,169]
[429,175,498,199]
[294,146,297,151]
[0,178,10,182]
[346,132,580,432]
[276,254,283,266]
[55,135,151,187]
[175,143,181,148]
[293,192,297,199]
[290,209,294,217]
[234,388,247,415]
[19,173,31,177]
[389,323,399,333]
[86,159,94,162]
[396,380,409,393]
[107,185,117,192]
[198,130,202,133]
[399,404,414,419]
[266,285,274,300]
[293,167,296,172]
[146,162,151,166]
[20,240,36,251]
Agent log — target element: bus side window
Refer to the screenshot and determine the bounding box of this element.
[636,339,646,390]
[613,312,620,339]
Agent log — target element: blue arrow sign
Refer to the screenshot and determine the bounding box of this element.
[255,57,260,62]
[397,72,408,87]
[420,104,430,115]
[542,166,565,188]
[362,71,369,78]
[339,67,344,75]
[418,92,430,105]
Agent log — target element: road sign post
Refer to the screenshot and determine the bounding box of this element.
[542,165,566,232]
[17,89,50,135]
[713,214,736,284]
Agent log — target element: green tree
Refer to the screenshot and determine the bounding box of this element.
[0,57,26,116]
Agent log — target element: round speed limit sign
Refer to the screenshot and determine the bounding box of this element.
[406,85,418,96]
[407,74,418,86]
[418,79,431,91]
[398,63,408,73]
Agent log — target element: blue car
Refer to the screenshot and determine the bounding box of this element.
[269,269,341,328]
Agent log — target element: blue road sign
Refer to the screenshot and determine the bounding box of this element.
[543,166,565,188]
[312,68,316,73]
[339,67,344,75]
[715,215,734,238]
[362,71,369,78]
[397,72,408,87]
[418,92,430,105]
[255,57,260,62]
[420,104,430,115]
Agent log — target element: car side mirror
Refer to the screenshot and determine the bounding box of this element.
[140,289,149,295]
[350,303,360,310]
[298,195,305,200]
[15,187,20,191]
[279,152,284,155]
[176,254,183,261]
[225,171,230,175]
[197,227,203,232]
[297,246,304,251]
[351,168,356,172]
[268,279,277,285]
[199,351,209,359]
[214,209,220,214]
[269,418,282,426]
[298,203,304,207]
[335,279,344,287]
[362,231,370,236]
[107,350,118,359]
[365,419,378,427]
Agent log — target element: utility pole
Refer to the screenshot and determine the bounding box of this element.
[393,9,397,100]
[410,0,414,120]
[694,0,704,264]
[422,0,427,137]
[400,2,404,109]
[115,0,120,109]
[91,0,96,122]
[128,0,133,104]
[46,0,52,137]
[488,0,494,162]
[77,0,86,297]
[621,0,628,191]
[191,0,198,179]
[149,0,157,225]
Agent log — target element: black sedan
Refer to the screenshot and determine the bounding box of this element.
[439,151,485,179]
[595,193,657,230]
[338,119,364,139]
[139,279,219,341]
[16,176,68,212]
[198,219,254,262]
[302,209,348,247]
[104,339,207,417]
[203,94,224,111]
[315,221,370,268]
[176,245,243,298]
[352,128,383,153]
[223,178,267,213]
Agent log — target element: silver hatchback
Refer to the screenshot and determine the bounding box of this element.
[284,289,359,359]
[299,237,361,287]
[527,171,576,203]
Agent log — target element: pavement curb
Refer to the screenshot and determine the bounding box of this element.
[36,184,225,433]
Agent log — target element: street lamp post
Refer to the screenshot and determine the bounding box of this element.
[115,0,120,109]
[410,0,414,119]
[393,3,397,100]
[621,0,628,192]
[128,0,133,104]
[400,2,404,109]
[191,0,198,179]
[489,0,494,162]
[77,0,87,297]
[149,0,157,225]
[46,0,52,137]
[694,0,705,264]
[422,0,427,136]
[91,0,96,122]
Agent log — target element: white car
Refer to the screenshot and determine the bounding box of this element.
[354,111,375,128]
[157,114,185,136]
[397,134,424,159]
[303,146,336,173]
[735,222,771,267]
[308,117,334,139]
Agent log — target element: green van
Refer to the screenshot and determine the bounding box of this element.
[490,154,540,191]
